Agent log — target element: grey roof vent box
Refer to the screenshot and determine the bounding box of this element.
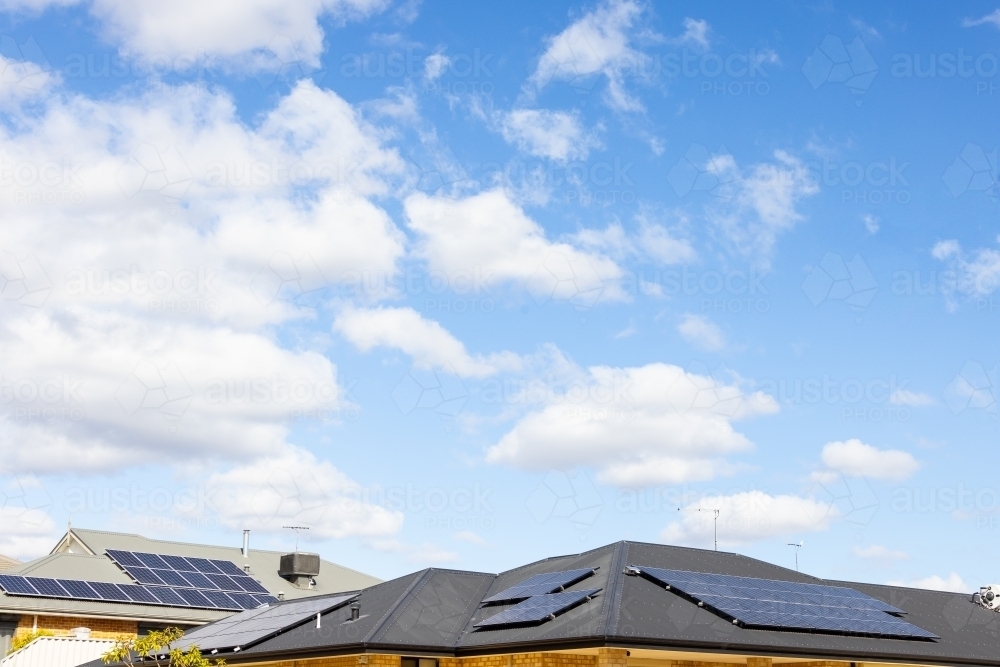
[279,552,320,588]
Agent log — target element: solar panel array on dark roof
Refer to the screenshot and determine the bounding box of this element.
[0,573,275,611]
[475,589,601,628]
[635,566,938,640]
[482,568,597,603]
[175,594,356,652]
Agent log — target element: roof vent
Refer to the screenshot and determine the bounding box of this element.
[350,603,360,621]
[975,585,1000,610]
[279,552,320,588]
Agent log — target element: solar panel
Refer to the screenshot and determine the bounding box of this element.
[90,581,131,602]
[106,550,266,594]
[482,568,597,603]
[175,594,357,653]
[634,566,937,640]
[475,589,601,627]
[148,587,189,607]
[58,579,99,599]
[25,577,68,597]
[253,594,279,606]
[0,575,38,595]
[119,584,161,605]
[0,573,246,612]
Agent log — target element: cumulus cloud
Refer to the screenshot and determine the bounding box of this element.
[528,0,649,111]
[888,573,969,593]
[0,53,57,106]
[86,0,390,69]
[201,446,403,539]
[705,151,819,265]
[334,305,522,378]
[405,189,626,306]
[486,362,778,487]
[677,313,725,351]
[819,439,920,481]
[931,239,1000,298]
[673,18,710,50]
[889,389,934,406]
[0,77,407,473]
[853,545,909,561]
[424,52,451,81]
[663,491,838,547]
[500,109,601,162]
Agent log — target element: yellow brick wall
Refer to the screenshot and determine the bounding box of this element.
[14,614,138,639]
[745,659,772,667]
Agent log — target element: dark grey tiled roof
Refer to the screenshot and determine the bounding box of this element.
[113,541,1000,667]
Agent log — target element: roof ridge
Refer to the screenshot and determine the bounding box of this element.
[601,540,627,639]
[365,569,434,644]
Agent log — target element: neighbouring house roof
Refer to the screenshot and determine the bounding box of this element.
[0,528,381,625]
[0,555,19,572]
[159,540,999,667]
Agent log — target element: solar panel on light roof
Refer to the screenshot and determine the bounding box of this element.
[25,577,68,597]
[475,589,601,627]
[147,586,189,607]
[182,571,218,590]
[90,581,131,602]
[160,554,196,571]
[0,574,39,595]
[134,552,171,569]
[253,594,279,606]
[176,588,213,607]
[58,579,100,599]
[106,549,143,568]
[635,566,936,640]
[227,592,259,609]
[119,584,160,605]
[203,590,240,610]
[175,594,357,653]
[482,568,597,603]
[232,576,270,594]
[212,559,246,577]
[129,568,166,586]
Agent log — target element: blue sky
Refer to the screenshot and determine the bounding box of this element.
[1,0,1000,592]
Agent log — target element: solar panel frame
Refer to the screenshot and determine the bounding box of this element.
[176,588,214,607]
[119,584,161,605]
[228,592,260,610]
[128,567,167,586]
[146,586,189,606]
[232,576,270,594]
[203,590,240,610]
[482,568,598,603]
[475,589,601,627]
[181,571,219,590]
[106,549,144,568]
[186,557,223,574]
[153,569,193,587]
[634,566,936,640]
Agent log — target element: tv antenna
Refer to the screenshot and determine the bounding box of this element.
[283,526,310,551]
[788,541,804,571]
[678,507,721,551]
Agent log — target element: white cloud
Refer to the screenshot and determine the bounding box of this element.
[853,544,909,561]
[931,239,1000,297]
[0,77,407,473]
[87,0,390,69]
[424,52,451,81]
[574,218,696,266]
[862,213,880,234]
[500,109,601,162]
[889,389,934,406]
[201,445,403,539]
[677,313,725,351]
[963,9,1000,29]
[0,474,57,559]
[888,573,969,593]
[706,150,819,265]
[334,305,522,378]
[820,439,920,481]
[528,0,649,111]
[674,18,710,50]
[486,362,778,487]
[0,54,57,106]
[405,189,626,306]
[663,491,838,547]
